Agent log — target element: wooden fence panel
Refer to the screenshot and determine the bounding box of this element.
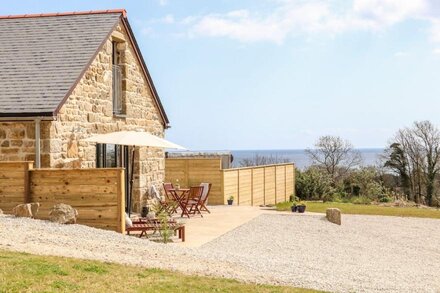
[0,162,32,213]
[238,169,252,205]
[165,158,224,204]
[286,164,295,198]
[252,168,265,206]
[223,170,238,205]
[276,165,286,202]
[30,168,125,233]
[166,159,295,206]
[264,166,276,205]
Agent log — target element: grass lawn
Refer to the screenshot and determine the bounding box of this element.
[0,250,319,293]
[276,201,440,219]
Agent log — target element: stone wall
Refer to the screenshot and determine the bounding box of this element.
[0,20,167,211]
[0,122,51,166]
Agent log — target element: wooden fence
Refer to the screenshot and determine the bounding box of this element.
[0,161,32,213]
[165,158,224,204]
[165,158,295,205]
[0,162,125,233]
[223,164,295,205]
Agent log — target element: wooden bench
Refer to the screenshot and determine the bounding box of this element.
[126,219,185,242]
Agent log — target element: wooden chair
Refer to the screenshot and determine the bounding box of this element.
[161,183,179,214]
[199,183,212,213]
[181,186,204,218]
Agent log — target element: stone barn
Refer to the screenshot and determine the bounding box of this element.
[0,9,171,211]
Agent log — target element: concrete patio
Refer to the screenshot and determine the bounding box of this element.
[172,205,279,247]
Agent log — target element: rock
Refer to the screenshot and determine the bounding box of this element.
[29,203,40,217]
[326,208,342,225]
[49,203,78,224]
[12,203,40,218]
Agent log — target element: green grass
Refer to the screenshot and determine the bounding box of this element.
[0,250,319,293]
[276,201,440,219]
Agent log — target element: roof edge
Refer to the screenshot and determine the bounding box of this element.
[0,112,55,119]
[0,9,126,20]
[121,16,170,128]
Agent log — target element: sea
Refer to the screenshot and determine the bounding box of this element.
[231,148,384,169]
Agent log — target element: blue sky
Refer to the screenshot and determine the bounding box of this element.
[2,0,440,150]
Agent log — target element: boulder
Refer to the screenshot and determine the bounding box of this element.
[49,203,78,224]
[326,208,341,225]
[29,203,40,217]
[12,203,40,218]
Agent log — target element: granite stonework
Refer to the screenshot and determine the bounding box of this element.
[0,20,166,212]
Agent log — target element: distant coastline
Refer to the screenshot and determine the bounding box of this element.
[231,148,384,169]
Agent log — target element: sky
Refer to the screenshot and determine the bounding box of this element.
[2,0,440,150]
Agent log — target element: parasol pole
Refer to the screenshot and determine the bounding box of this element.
[128,145,135,217]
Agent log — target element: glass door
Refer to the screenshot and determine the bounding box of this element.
[96,144,131,212]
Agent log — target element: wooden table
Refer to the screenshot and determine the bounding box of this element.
[169,188,191,217]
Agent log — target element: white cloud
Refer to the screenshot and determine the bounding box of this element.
[158,0,168,6]
[353,0,428,26]
[432,48,440,54]
[183,0,438,44]
[394,51,410,57]
[162,14,175,24]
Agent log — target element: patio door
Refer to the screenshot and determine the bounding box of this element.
[96,144,131,212]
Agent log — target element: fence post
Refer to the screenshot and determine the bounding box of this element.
[24,162,33,203]
[263,167,266,206]
[284,165,287,202]
[237,169,240,205]
[251,168,254,206]
[274,166,277,204]
[117,169,126,234]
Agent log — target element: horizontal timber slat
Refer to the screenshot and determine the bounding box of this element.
[166,159,295,206]
[0,161,125,233]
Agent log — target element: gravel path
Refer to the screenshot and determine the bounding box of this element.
[1,213,439,292]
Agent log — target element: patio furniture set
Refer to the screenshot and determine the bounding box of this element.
[125,182,212,242]
[161,182,211,218]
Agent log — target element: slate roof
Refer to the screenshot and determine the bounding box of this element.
[0,10,169,126]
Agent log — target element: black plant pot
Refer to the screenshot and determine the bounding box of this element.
[141,206,149,218]
[291,205,297,212]
[296,205,306,213]
[227,200,233,205]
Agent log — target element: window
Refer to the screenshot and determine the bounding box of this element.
[112,41,123,115]
[96,144,121,168]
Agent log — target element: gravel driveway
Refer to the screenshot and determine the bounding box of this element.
[1,212,439,292]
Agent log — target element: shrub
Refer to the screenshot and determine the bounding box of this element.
[296,167,334,200]
[351,196,372,205]
[378,196,393,203]
[289,194,299,202]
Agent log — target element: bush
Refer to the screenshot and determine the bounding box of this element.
[296,167,334,200]
[323,192,350,203]
[378,196,393,203]
[351,196,372,205]
[289,194,299,202]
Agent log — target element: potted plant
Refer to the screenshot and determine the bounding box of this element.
[141,206,149,218]
[227,196,234,205]
[290,201,297,212]
[296,202,306,213]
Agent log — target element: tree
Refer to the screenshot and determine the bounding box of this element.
[413,121,440,206]
[239,154,290,167]
[305,135,362,182]
[347,166,385,198]
[383,142,411,197]
[384,121,440,206]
